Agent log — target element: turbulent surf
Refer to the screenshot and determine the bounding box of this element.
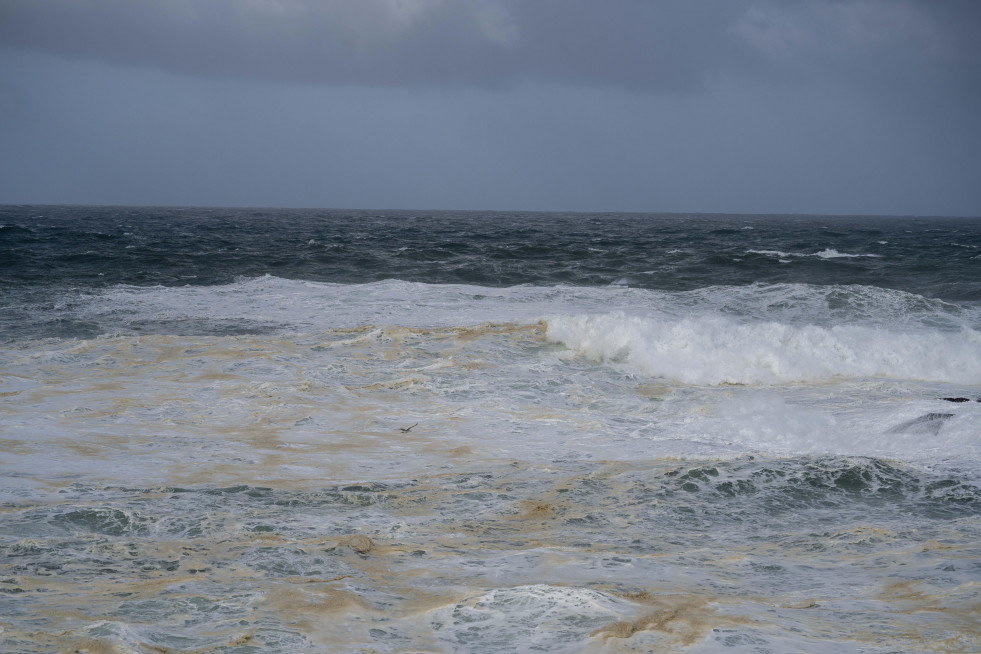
[1,206,979,652]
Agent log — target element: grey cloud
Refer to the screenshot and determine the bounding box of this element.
[8,0,975,93]
[733,1,981,87]
[0,0,753,90]
[1,0,978,214]
[3,0,978,99]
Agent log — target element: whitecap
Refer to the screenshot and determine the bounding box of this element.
[432,585,635,653]
[545,312,981,386]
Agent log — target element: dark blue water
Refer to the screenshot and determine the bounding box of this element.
[2,205,978,298]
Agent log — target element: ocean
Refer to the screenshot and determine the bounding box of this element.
[1,205,979,653]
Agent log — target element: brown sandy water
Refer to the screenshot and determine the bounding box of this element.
[1,321,979,652]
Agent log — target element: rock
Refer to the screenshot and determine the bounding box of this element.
[887,412,954,435]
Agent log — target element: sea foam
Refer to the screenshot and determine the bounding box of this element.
[545,312,981,385]
[747,248,882,259]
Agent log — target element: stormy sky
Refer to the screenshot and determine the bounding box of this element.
[1,0,979,215]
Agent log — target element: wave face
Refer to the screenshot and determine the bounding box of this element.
[1,206,980,653]
[546,311,981,385]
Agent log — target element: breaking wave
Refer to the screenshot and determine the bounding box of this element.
[546,312,981,385]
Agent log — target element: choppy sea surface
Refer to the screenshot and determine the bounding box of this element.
[1,206,979,653]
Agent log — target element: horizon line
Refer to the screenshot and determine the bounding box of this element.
[2,202,979,220]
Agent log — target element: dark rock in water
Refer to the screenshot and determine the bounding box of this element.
[888,413,955,436]
[941,397,977,403]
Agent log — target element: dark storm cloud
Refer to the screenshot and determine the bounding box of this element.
[732,1,981,97]
[1,1,979,214]
[0,0,739,90]
[2,0,977,95]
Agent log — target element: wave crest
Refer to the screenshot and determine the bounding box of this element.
[546,312,981,385]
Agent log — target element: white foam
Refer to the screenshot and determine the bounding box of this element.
[814,248,881,259]
[545,312,981,385]
[748,249,793,258]
[55,278,980,339]
[432,585,636,653]
[10,278,977,471]
[747,249,881,259]
[662,388,981,464]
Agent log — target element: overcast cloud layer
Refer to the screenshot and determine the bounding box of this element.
[1,0,979,214]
